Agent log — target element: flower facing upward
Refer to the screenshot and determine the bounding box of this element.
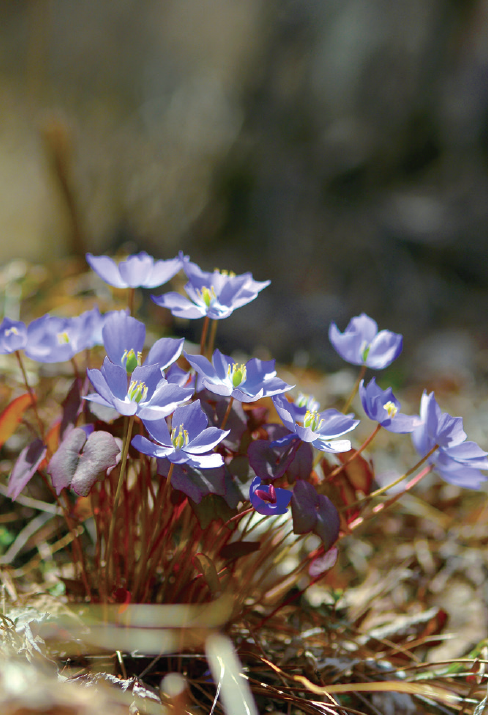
[102,311,184,374]
[359,378,421,433]
[152,261,270,320]
[289,392,320,421]
[0,318,27,354]
[412,391,488,489]
[329,313,403,369]
[85,358,193,420]
[132,400,229,469]
[273,394,359,453]
[86,251,186,289]
[249,476,292,515]
[184,349,292,403]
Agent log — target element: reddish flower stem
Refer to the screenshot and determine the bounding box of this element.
[342,364,367,413]
[14,350,44,438]
[341,443,439,513]
[104,414,135,592]
[327,424,382,479]
[206,319,218,359]
[220,396,234,430]
[348,463,435,531]
[199,315,210,356]
[128,287,135,315]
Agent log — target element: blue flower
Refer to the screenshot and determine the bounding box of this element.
[152,261,270,320]
[0,318,27,354]
[24,307,106,363]
[412,391,488,489]
[359,378,421,433]
[273,394,359,453]
[132,400,229,468]
[85,358,193,420]
[184,349,292,403]
[249,476,292,515]
[329,313,403,369]
[86,251,186,289]
[102,311,184,373]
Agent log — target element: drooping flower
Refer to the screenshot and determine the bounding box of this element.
[86,250,186,289]
[329,313,403,369]
[184,349,292,403]
[85,358,193,420]
[412,391,488,489]
[0,317,27,354]
[359,378,421,433]
[249,476,292,515]
[273,394,359,453]
[132,400,229,469]
[102,311,184,374]
[152,261,270,320]
[24,307,107,363]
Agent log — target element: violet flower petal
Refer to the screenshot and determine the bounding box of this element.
[102,311,146,367]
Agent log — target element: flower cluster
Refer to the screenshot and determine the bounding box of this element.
[2,246,487,611]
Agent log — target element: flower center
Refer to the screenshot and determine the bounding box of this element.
[227,363,247,388]
[303,410,323,432]
[295,392,318,411]
[171,424,189,449]
[197,285,217,308]
[5,326,19,337]
[57,331,70,344]
[383,400,398,419]
[128,379,148,403]
[360,340,371,363]
[122,348,142,374]
[255,485,276,503]
[214,268,236,278]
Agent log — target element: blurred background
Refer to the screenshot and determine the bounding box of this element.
[2,0,488,375]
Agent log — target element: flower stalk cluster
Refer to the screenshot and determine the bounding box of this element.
[1,248,487,617]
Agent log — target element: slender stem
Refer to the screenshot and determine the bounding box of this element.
[15,351,44,438]
[199,315,210,356]
[156,462,175,519]
[104,415,135,591]
[70,356,80,383]
[61,491,92,599]
[348,464,434,531]
[342,364,366,413]
[326,424,382,478]
[222,507,253,530]
[128,287,135,315]
[206,319,218,358]
[341,443,439,513]
[220,396,234,430]
[132,462,174,600]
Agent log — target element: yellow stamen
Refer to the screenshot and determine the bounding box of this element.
[171,425,189,449]
[304,410,323,432]
[384,400,398,419]
[227,363,247,388]
[57,331,70,344]
[128,380,148,403]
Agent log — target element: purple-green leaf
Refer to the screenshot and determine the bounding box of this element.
[291,480,340,550]
[156,459,226,503]
[48,428,120,496]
